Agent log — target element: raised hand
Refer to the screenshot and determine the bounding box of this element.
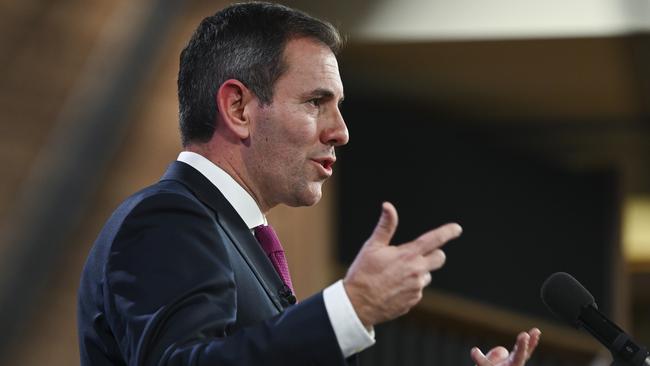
[471,328,541,366]
[343,202,462,327]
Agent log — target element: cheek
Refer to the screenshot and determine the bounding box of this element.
[278,107,319,144]
[268,131,317,167]
[258,108,319,163]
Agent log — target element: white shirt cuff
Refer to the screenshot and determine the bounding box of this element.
[323,280,376,357]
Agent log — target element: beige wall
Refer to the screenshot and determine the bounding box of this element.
[4,1,337,364]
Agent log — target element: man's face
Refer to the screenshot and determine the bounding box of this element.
[245,37,348,210]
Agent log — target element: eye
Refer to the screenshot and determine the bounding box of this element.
[307,98,322,107]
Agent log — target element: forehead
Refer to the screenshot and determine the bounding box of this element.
[275,37,343,97]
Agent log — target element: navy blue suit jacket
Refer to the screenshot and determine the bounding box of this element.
[78,161,348,365]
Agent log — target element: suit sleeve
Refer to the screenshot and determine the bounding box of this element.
[104,192,347,366]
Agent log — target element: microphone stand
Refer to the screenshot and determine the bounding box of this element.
[610,356,650,366]
[579,306,650,366]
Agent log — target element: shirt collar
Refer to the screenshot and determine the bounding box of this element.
[177,151,266,229]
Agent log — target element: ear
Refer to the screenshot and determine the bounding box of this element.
[215,79,255,139]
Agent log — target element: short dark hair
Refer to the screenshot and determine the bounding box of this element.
[177,2,343,146]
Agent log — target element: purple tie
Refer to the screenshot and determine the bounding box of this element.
[254,224,294,294]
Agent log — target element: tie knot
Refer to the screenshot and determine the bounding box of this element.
[254,224,283,255]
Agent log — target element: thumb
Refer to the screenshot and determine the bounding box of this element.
[367,202,398,246]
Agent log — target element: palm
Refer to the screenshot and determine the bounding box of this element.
[471,328,541,366]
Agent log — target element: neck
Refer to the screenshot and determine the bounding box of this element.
[184,140,274,213]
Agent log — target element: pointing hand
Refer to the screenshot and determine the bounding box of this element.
[344,202,462,326]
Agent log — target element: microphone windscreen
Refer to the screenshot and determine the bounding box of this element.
[540,272,596,327]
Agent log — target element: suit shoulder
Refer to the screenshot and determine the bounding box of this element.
[102,181,229,272]
[91,181,213,253]
[100,180,206,227]
[119,180,203,214]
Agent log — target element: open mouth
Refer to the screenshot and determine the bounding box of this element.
[321,160,333,170]
[311,157,335,176]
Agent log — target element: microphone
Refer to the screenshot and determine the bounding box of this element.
[541,272,650,366]
[278,284,296,305]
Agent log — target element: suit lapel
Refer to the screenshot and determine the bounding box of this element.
[161,161,288,311]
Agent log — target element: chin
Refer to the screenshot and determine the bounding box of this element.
[288,185,322,207]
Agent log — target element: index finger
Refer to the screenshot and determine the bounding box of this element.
[412,223,462,255]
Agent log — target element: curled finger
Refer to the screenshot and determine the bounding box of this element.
[526,328,541,359]
[423,249,446,271]
[510,332,530,366]
[470,347,492,366]
[485,346,509,364]
[422,272,432,287]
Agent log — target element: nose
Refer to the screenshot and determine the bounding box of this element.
[321,107,349,147]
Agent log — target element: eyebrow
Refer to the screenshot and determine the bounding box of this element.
[305,88,345,105]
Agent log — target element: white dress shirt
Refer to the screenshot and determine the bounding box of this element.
[177,151,375,357]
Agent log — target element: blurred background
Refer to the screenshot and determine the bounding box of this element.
[1,0,649,365]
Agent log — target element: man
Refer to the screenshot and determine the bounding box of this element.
[78,2,540,365]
